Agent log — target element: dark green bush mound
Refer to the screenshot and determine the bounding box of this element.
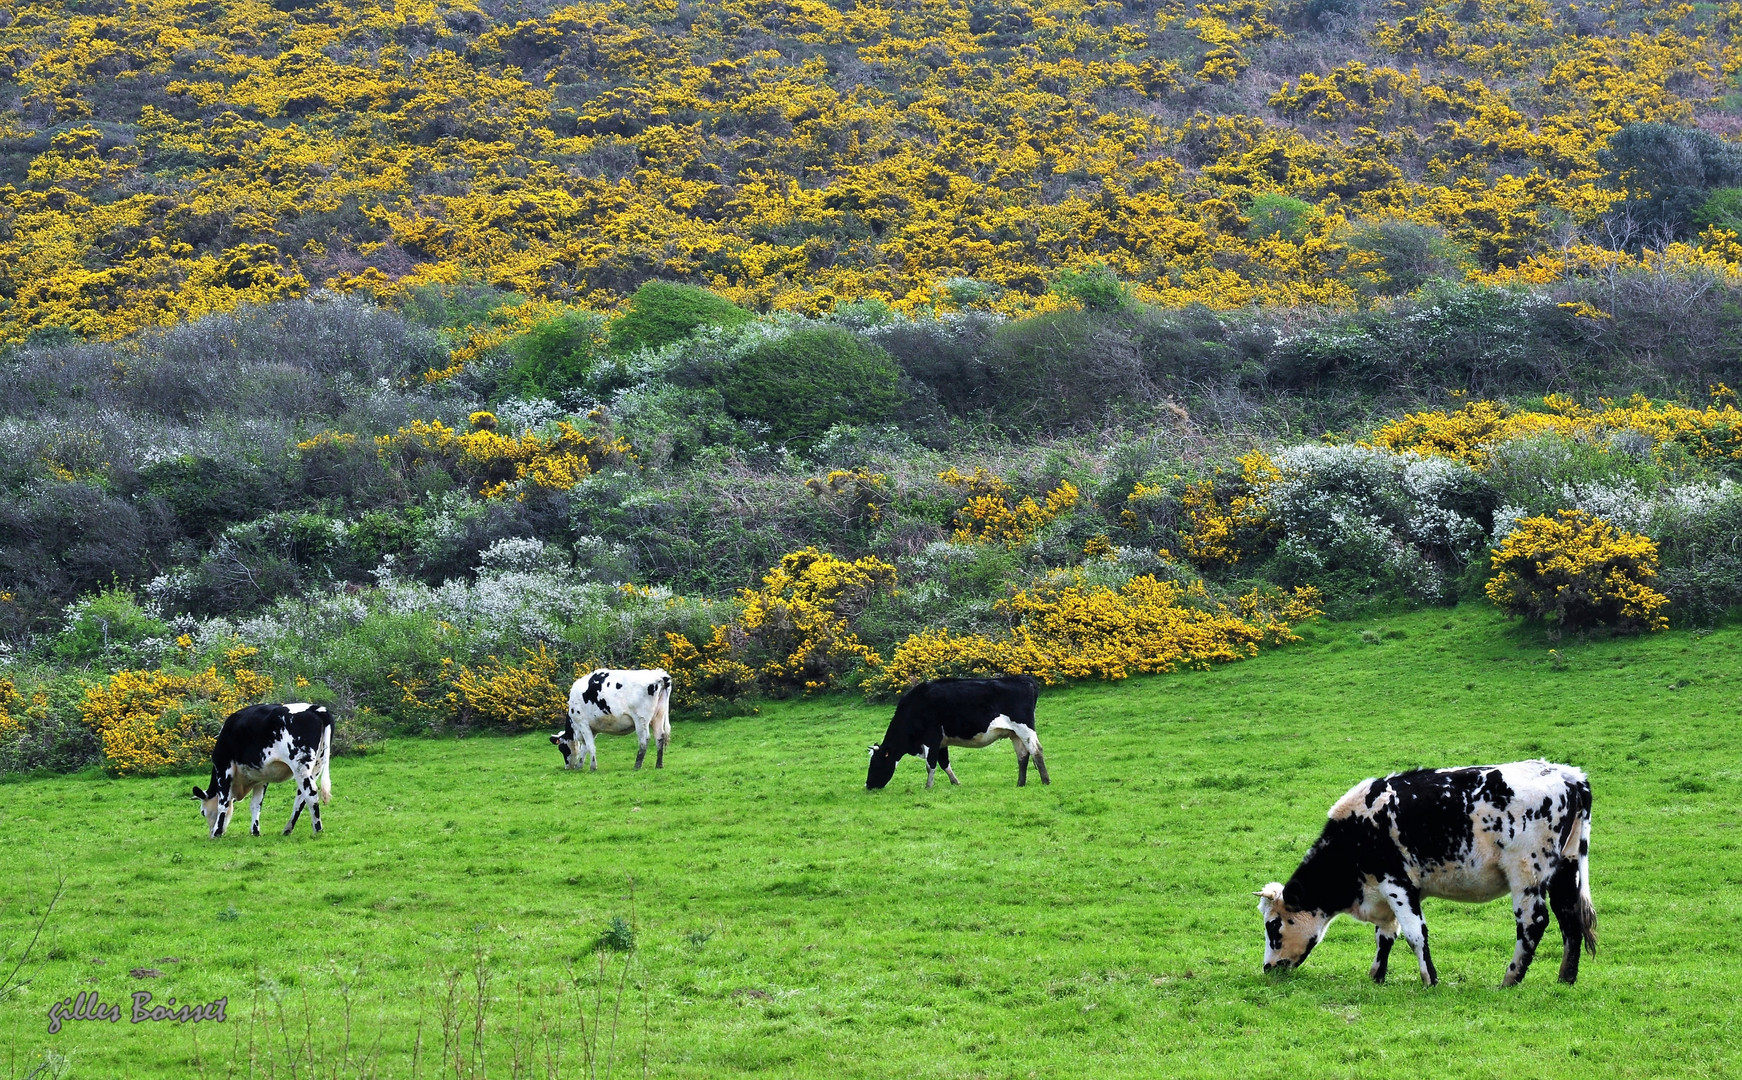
[501,310,606,398]
[719,327,904,450]
[607,281,751,354]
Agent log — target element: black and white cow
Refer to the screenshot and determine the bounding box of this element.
[866,676,1048,790]
[552,669,673,771]
[191,703,334,839]
[1257,760,1596,987]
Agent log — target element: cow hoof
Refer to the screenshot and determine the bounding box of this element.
[1368,967,1386,984]
[251,826,260,836]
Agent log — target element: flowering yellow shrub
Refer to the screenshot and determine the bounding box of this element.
[1370,393,1742,467]
[737,548,897,693]
[940,468,1080,547]
[1485,510,1669,632]
[867,573,1320,693]
[1178,450,1280,569]
[448,644,576,730]
[653,548,896,699]
[79,642,276,776]
[806,469,890,530]
[648,628,757,709]
[371,417,632,499]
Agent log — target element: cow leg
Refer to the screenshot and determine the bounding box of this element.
[1503,885,1551,987]
[1033,748,1050,785]
[249,785,267,836]
[1369,923,1397,984]
[937,745,959,785]
[579,726,599,772]
[923,745,938,790]
[633,717,649,770]
[656,730,667,769]
[311,800,322,835]
[284,793,305,835]
[1548,858,1585,984]
[1383,884,1438,986]
[212,802,231,839]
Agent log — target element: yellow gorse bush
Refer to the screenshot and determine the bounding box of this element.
[867,573,1320,694]
[806,469,890,530]
[370,416,632,499]
[1370,393,1742,467]
[79,642,277,776]
[1485,509,1669,632]
[737,548,897,693]
[655,547,896,700]
[1178,450,1279,569]
[940,468,1080,547]
[447,644,576,730]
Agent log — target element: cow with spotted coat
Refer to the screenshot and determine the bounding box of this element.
[192,703,334,839]
[552,669,673,771]
[1257,760,1596,987]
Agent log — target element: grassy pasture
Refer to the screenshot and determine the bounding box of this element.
[2,606,1740,1079]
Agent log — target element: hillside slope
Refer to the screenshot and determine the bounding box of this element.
[3,0,1741,339]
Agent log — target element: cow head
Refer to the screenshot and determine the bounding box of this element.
[190,782,228,838]
[550,723,577,768]
[1256,882,1331,973]
[866,742,898,790]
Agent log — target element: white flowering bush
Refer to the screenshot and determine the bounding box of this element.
[1260,444,1491,602]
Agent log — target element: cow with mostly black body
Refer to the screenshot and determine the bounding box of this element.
[191,703,334,839]
[1257,760,1596,987]
[866,676,1048,790]
[552,669,673,771]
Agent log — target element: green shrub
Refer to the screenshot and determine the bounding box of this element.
[51,586,169,664]
[1050,263,1132,312]
[607,281,752,354]
[1694,187,1742,235]
[140,455,280,539]
[501,310,607,397]
[719,328,905,450]
[1599,123,1742,241]
[1246,193,1319,240]
[1340,218,1472,297]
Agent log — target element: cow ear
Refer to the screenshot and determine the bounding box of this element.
[1256,882,1286,906]
[549,734,562,744]
[191,786,206,800]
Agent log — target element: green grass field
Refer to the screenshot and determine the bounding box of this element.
[2,606,1740,1079]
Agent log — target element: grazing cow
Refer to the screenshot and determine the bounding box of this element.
[866,676,1048,790]
[191,703,334,839]
[552,669,673,771]
[1257,760,1596,987]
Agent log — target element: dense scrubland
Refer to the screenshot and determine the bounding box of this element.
[2,268,1741,777]
[4,0,1742,342]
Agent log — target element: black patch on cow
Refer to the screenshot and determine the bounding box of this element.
[580,671,610,708]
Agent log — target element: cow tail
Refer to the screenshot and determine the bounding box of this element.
[1562,779,1596,955]
[317,717,333,805]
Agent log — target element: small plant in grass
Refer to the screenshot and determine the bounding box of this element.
[596,916,636,953]
[1486,509,1669,631]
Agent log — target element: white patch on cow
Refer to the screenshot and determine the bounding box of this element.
[942,714,1043,760]
[283,702,312,714]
